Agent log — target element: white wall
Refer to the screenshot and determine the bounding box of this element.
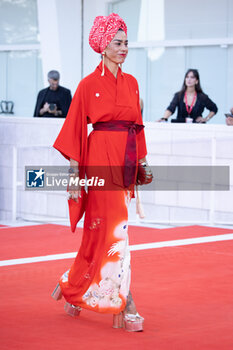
[0,117,67,221]
[37,0,82,94]
[37,0,111,92]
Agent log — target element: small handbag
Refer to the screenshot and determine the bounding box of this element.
[136,161,153,185]
[68,189,87,232]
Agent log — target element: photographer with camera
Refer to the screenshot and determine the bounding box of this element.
[34,70,72,118]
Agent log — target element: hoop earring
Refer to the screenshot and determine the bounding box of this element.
[101,52,105,76]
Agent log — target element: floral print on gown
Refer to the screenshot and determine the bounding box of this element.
[59,190,132,314]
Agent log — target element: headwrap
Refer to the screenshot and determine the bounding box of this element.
[89,13,127,54]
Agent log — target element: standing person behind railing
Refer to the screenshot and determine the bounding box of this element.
[34,70,72,118]
[158,69,218,123]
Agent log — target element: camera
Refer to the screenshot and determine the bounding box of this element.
[49,103,56,111]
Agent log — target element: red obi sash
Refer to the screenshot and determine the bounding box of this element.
[93,121,144,187]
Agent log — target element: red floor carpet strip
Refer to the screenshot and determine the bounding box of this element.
[0,224,233,349]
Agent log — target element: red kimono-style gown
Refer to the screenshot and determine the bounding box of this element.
[53,62,147,314]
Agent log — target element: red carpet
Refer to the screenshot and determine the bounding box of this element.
[0,224,233,349]
[0,224,232,260]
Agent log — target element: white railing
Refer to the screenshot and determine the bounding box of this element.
[11,144,67,223]
[8,131,232,225]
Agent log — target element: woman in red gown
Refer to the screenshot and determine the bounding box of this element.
[52,13,151,332]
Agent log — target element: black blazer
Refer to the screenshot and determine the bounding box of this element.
[167,92,218,123]
[33,86,72,118]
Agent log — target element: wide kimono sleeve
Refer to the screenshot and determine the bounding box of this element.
[135,80,147,160]
[53,81,88,166]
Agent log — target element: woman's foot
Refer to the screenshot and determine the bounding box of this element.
[112,291,144,331]
[123,291,144,332]
[124,291,137,315]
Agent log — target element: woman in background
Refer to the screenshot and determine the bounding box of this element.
[158,69,218,123]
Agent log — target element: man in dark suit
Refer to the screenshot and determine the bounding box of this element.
[34,70,72,118]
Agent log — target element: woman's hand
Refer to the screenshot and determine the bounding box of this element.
[195,116,206,123]
[196,112,215,123]
[68,175,81,202]
[157,110,171,122]
[68,160,80,201]
[157,117,168,122]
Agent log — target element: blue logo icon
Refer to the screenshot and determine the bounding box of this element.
[26,168,45,188]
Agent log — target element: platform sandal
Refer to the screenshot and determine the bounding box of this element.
[64,302,82,317]
[112,312,144,331]
[112,312,123,328]
[51,283,62,301]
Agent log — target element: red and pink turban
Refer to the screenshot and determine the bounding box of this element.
[89,13,127,54]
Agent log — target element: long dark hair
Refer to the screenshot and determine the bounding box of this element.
[179,69,203,97]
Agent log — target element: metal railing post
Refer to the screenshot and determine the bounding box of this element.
[12,146,17,221]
